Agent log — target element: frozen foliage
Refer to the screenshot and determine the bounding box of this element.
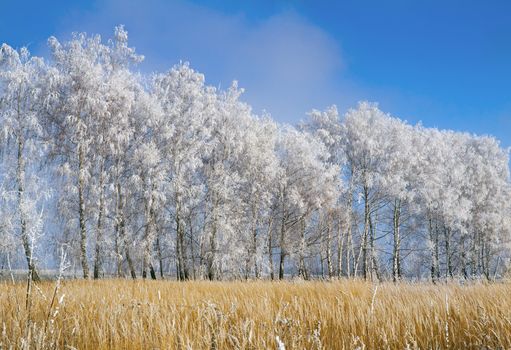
[0,27,510,281]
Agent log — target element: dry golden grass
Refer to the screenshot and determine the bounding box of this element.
[1,279,510,349]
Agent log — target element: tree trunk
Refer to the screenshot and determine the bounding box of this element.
[175,209,188,280]
[470,231,478,278]
[434,221,440,280]
[149,263,157,280]
[429,214,439,282]
[369,214,380,281]
[481,238,491,280]
[207,219,218,280]
[188,215,196,280]
[126,248,136,279]
[278,211,287,280]
[444,226,453,278]
[157,235,164,279]
[115,182,136,279]
[251,204,260,279]
[114,228,122,278]
[298,216,308,280]
[460,235,468,279]
[267,217,274,280]
[142,183,156,280]
[114,181,123,278]
[199,235,205,279]
[93,169,105,279]
[361,183,370,280]
[392,199,402,282]
[344,174,354,278]
[325,212,334,278]
[78,143,90,279]
[16,136,40,282]
[337,215,346,278]
[206,195,219,280]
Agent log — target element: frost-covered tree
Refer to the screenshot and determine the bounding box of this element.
[44,33,107,278]
[90,26,144,279]
[301,106,345,278]
[0,44,49,280]
[340,102,396,280]
[200,82,251,279]
[235,116,279,279]
[153,63,214,280]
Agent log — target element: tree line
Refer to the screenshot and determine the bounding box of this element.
[1,27,510,282]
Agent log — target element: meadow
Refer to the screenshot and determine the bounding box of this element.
[1,279,510,349]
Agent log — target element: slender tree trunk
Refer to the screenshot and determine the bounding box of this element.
[114,229,122,278]
[206,194,220,281]
[208,225,217,280]
[470,231,478,278]
[368,214,380,281]
[180,226,188,279]
[251,204,260,278]
[93,169,105,279]
[16,135,40,282]
[126,249,136,279]
[207,217,218,280]
[199,235,205,280]
[149,263,157,280]
[337,215,346,278]
[157,235,164,279]
[244,247,250,280]
[325,213,334,278]
[116,182,136,279]
[142,183,156,280]
[479,238,489,279]
[175,223,181,280]
[429,215,435,282]
[175,209,188,280]
[444,226,453,278]
[298,216,308,280]
[188,215,196,280]
[392,199,402,282]
[435,221,440,280]
[344,174,354,278]
[78,143,90,279]
[114,181,123,278]
[349,226,356,277]
[478,231,484,278]
[461,235,468,279]
[198,214,208,279]
[361,183,370,280]
[278,211,287,280]
[267,217,274,280]
[482,238,491,280]
[429,215,440,282]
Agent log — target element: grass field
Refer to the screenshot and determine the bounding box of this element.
[1,279,510,349]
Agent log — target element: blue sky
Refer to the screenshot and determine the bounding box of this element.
[1,0,510,149]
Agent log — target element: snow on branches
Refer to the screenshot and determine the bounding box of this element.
[0,27,509,281]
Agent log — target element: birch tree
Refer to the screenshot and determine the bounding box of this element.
[0,44,48,280]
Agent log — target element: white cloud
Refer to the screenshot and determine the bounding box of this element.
[57,0,354,122]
